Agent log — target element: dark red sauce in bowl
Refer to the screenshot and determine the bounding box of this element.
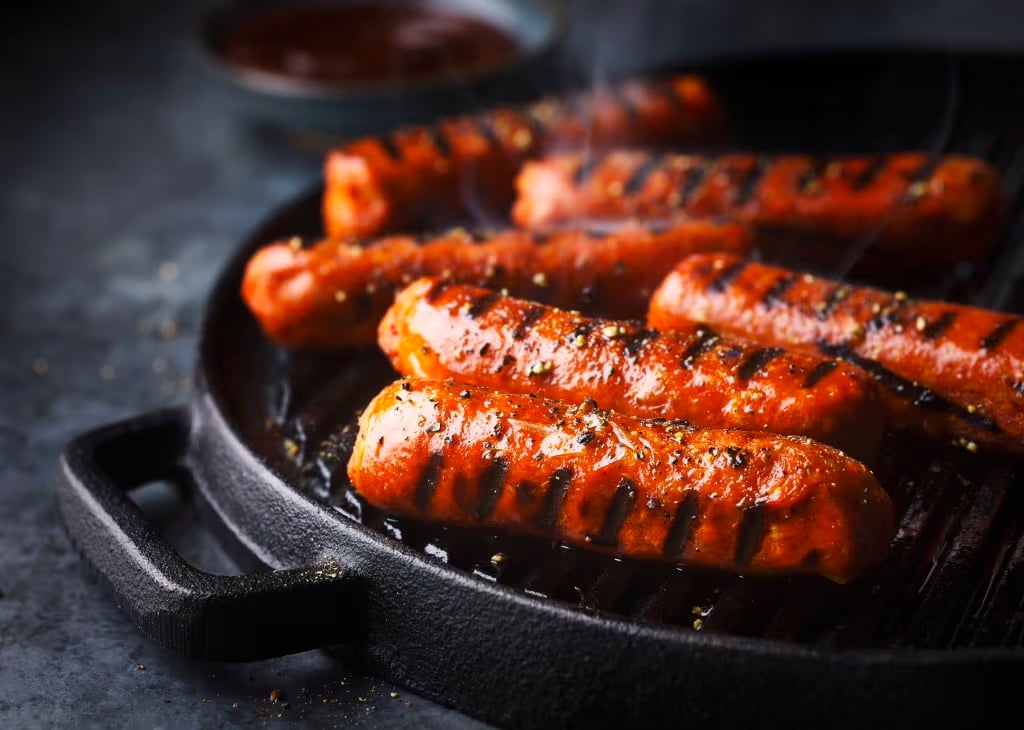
[197,0,562,132]
[215,3,523,89]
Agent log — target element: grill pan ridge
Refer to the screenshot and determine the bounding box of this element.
[60,54,1024,727]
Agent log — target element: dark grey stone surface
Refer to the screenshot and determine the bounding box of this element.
[2,1,1022,727]
[0,2,490,726]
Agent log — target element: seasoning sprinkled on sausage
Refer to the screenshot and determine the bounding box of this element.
[348,378,894,583]
[242,219,752,349]
[649,253,1024,454]
[379,278,885,461]
[513,151,1006,269]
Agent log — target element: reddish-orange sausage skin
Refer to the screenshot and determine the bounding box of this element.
[379,278,885,462]
[323,75,725,238]
[648,253,1024,454]
[512,151,1005,267]
[348,379,895,583]
[241,219,751,349]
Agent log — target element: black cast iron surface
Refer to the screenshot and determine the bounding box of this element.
[13,1,1024,727]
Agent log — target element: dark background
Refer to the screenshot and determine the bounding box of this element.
[3,1,1023,727]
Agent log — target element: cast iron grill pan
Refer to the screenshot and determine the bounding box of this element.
[59,54,1024,727]
[261,53,1024,650]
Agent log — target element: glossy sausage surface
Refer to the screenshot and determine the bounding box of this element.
[379,278,885,461]
[323,75,725,238]
[242,219,751,349]
[348,378,895,583]
[512,151,1005,267]
[648,253,1024,454]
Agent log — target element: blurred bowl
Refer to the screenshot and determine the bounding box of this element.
[195,0,567,136]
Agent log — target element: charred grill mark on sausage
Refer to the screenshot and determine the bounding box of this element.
[535,467,573,530]
[919,311,958,341]
[816,285,851,319]
[908,155,941,189]
[473,113,502,148]
[707,259,749,293]
[851,156,884,190]
[802,360,839,389]
[466,292,502,319]
[725,446,749,469]
[378,133,403,163]
[475,456,510,521]
[624,153,663,195]
[818,341,1000,432]
[734,505,767,566]
[427,125,451,158]
[520,106,547,140]
[797,157,827,193]
[905,153,942,199]
[662,492,700,559]
[623,328,660,357]
[512,306,548,340]
[587,477,638,547]
[733,157,769,206]
[678,160,709,206]
[413,451,445,511]
[680,326,721,370]
[867,295,909,332]
[850,156,884,190]
[761,274,798,307]
[981,318,1020,351]
[425,278,456,303]
[568,322,595,346]
[737,347,786,380]
[574,154,604,185]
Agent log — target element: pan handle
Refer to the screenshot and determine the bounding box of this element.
[57,407,361,662]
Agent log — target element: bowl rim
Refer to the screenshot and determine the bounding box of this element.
[194,0,568,100]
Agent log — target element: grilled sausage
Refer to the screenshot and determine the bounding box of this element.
[242,219,751,349]
[378,278,885,461]
[512,151,1005,267]
[348,378,895,583]
[648,253,1024,454]
[323,75,725,238]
